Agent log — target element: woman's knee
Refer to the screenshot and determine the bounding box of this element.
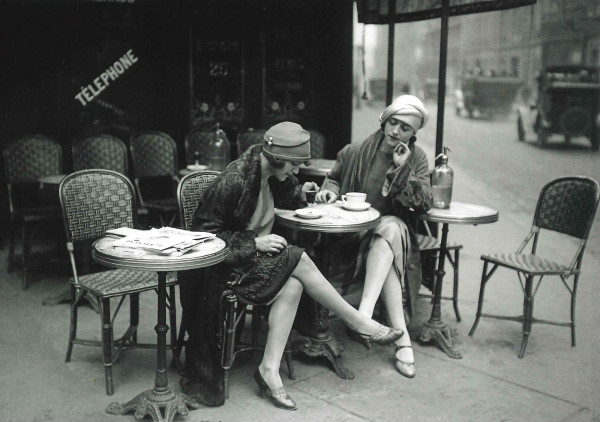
[294,252,318,274]
[283,276,303,297]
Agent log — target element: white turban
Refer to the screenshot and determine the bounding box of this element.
[379,95,429,131]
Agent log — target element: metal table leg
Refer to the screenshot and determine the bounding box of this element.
[292,233,355,380]
[105,271,200,422]
[412,223,462,359]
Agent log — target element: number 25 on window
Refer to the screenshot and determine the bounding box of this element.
[209,61,229,77]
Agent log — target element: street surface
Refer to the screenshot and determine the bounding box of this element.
[352,99,600,421]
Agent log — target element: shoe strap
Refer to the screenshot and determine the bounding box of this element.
[269,387,289,399]
[394,344,413,351]
[369,324,389,341]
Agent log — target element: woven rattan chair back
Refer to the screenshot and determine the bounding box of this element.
[72,135,128,175]
[533,176,599,240]
[59,169,137,242]
[3,135,62,184]
[130,131,178,178]
[177,170,220,230]
[307,129,326,159]
[236,128,266,157]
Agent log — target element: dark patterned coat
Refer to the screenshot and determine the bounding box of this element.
[178,144,304,386]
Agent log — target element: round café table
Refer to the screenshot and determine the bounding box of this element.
[275,202,380,380]
[412,201,499,359]
[92,236,228,422]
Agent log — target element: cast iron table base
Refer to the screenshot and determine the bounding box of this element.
[412,224,463,359]
[105,272,199,422]
[292,296,355,380]
[106,388,200,422]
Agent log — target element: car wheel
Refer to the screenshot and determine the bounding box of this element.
[517,115,525,141]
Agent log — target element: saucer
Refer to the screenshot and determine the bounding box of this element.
[187,164,208,171]
[340,201,370,211]
[295,208,323,219]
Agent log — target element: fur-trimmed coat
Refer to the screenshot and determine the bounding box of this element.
[191,144,305,268]
[178,144,304,386]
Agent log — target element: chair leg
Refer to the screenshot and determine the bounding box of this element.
[21,223,30,290]
[173,319,186,375]
[449,249,461,322]
[168,285,178,354]
[101,298,115,395]
[251,306,262,346]
[519,275,534,359]
[7,218,15,272]
[65,284,78,362]
[469,261,494,336]
[284,345,296,380]
[129,293,139,344]
[221,294,237,400]
[571,275,579,347]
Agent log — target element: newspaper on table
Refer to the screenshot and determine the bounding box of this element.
[106,226,216,256]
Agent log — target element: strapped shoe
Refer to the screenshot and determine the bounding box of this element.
[253,368,297,411]
[348,324,404,347]
[394,345,416,379]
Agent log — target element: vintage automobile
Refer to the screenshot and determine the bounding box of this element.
[458,74,522,119]
[517,65,600,150]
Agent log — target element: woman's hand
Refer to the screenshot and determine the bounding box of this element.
[255,234,288,254]
[316,189,338,203]
[301,181,320,202]
[393,142,411,168]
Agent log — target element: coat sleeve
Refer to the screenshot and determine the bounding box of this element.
[386,147,433,213]
[321,144,351,196]
[191,174,257,266]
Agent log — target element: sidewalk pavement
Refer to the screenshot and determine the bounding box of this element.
[0,108,598,421]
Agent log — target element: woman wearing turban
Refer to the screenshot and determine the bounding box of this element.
[317,95,433,378]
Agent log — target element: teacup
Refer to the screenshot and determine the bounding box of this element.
[342,192,367,203]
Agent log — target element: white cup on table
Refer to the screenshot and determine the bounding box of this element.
[341,192,367,203]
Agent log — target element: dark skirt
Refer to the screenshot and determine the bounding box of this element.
[231,245,304,305]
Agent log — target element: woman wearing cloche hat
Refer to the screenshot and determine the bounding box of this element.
[178,121,403,411]
[317,95,433,378]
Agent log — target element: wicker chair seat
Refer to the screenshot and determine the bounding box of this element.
[481,253,570,275]
[144,198,179,212]
[75,269,177,298]
[416,234,462,251]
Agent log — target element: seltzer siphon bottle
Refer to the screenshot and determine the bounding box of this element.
[432,146,453,209]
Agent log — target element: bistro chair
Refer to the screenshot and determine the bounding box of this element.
[417,221,464,322]
[2,135,63,289]
[59,169,178,395]
[469,176,599,358]
[129,131,179,226]
[72,134,128,175]
[175,170,295,399]
[236,128,266,157]
[307,129,326,159]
